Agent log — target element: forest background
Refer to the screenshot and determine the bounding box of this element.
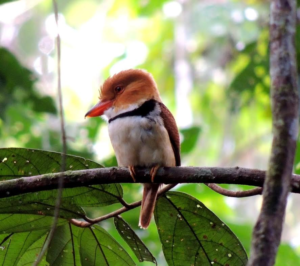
[0,0,300,265]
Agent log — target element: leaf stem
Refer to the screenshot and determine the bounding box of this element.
[70,184,177,227]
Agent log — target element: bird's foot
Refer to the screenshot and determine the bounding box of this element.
[150,165,160,183]
[128,166,136,182]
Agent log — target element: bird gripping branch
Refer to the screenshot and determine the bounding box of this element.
[85,69,181,229]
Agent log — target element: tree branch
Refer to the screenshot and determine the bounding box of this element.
[1,167,300,198]
[248,1,299,265]
[69,184,178,227]
[205,183,262,197]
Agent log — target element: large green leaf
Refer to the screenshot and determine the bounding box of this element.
[0,231,50,265]
[0,222,138,265]
[0,189,90,221]
[0,148,123,232]
[0,148,122,200]
[78,225,135,266]
[0,184,123,218]
[0,230,47,265]
[155,192,248,266]
[0,186,124,234]
[0,214,66,233]
[0,148,102,180]
[47,223,81,266]
[114,216,157,265]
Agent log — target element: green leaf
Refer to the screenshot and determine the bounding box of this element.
[16,231,49,265]
[1,222,140,265]
[0,233,13,264]
[0,148,103,180]
[0,233,13,246]
[114,216,157,265]
[0,148,124,232]
[0,147,122,199]
[0,214,66,233]
[0,185,123,221]
[155,191,248,266]
[78,225,135,266]
[47,223,81,266]
[0,230,47,265]
[180,127,201,154]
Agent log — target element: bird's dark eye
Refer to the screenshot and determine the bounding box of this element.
[114,86,123,93]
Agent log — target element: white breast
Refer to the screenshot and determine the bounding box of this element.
[107,106,175,168]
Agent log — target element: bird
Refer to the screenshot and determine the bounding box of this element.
[85,69,180,229]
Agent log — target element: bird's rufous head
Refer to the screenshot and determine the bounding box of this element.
[85,69,161,118]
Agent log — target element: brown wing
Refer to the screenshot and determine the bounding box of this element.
[159,102,181,166]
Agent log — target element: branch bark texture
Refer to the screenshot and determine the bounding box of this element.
[248,1,299,265]
[1,167,300,198]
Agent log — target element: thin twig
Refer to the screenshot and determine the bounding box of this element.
[70,184,178,227]
[205,183,262,197]
[117,197,132,208]
[34,1,66,264]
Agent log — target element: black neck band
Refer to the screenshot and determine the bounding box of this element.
[109,99,156,123]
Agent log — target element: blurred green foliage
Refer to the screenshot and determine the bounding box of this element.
[0,48,56,117]
[0,0,15,4]
[0,0,300,265]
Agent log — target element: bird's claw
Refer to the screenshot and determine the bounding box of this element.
[150,165,160,183]
[128,166,136,182]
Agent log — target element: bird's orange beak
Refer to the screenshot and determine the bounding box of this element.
[85,100,113,118]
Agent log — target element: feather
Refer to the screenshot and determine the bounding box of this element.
[139,183,160,229]
[139,101,181,229]
[159,102,181,166]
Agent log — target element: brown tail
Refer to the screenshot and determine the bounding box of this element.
[139,183,160,229]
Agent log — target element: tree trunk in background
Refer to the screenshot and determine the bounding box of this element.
[248,0,299,265]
